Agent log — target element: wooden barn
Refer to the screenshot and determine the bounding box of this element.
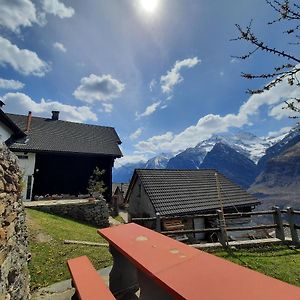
[1,110,122,200]
[126,169,260,242]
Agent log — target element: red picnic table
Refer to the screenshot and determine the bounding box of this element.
[98,223,300,300]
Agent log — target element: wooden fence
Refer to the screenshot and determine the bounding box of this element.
[131,206,300,248]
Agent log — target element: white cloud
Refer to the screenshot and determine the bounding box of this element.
[0,0,38,32]
[130,127,143,140]
[73,74,125,103]
[0,36,50,76]
[114,154,148,168]
[135,101,161,119]
[42,0,75,18]
[0,78,24,90]
[2,92,97,122]
[53,42,66,53]
[136,76,300,154]
[220,71,224,77]
[269,102,299,120]
[230,58,237,63]
[149,79,156,91]
[160,57,201,94]
[102,103,113,113]
[267,126,292,138]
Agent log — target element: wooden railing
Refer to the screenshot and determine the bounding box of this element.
[131,206,300,247]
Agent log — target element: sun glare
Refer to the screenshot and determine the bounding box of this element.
[140,0,159,13]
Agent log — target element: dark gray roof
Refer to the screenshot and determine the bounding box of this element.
[7,113,122,157]
[130,169,259,215]
[0,110,25,140]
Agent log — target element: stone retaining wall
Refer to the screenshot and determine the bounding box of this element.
[29,199,110,228]
[0,144,30,300]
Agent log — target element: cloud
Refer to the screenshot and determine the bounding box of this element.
[53,42,66,53]
[2,92,97,122]
[42,0,75,18]
[136,75,300,154]
[268,102,299,120]
[0,36,50,77]
[73,74,125,103]
[101,103,113,113]
[114,154,148,168]
[220,71,224,77]
[160,57,201,94]
[267,126,292,138]
[130,127,143,140]
[149,79,156,91]
[0,0,37,33]
[0,78,24,90]
[135,101,161,119]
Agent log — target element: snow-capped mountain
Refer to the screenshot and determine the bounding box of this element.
[113,129,295,183]
[200,142,259,188]
[144,153,173,169]
[167,131,277,170]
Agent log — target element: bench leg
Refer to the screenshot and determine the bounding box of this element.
[137,270,174,300]
[109,245,139,299]
[70,280,79,300]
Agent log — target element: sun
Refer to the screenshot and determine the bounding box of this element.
[140,0,159,13]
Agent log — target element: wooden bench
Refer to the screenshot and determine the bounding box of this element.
[67,256,115,300]
[98,223,300,300]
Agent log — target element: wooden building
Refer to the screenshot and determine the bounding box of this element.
[1,110,122,200]
[126,169,260,242]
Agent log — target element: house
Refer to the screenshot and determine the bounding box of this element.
[112,183,129,207]
[126,169,260,241]
[1,109,122,200]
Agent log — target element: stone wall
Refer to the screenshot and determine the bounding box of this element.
[0,144,30,300]
[29,199,110,228]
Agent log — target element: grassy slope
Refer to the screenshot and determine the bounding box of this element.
[26,209,112,291]
[26,209,300,291]
[212,245,300,287]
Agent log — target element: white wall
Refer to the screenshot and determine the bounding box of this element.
[15,152,36,201]
[0,123,13,143]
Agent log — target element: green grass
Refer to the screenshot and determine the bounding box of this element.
[210,245,300,287]
[114,214,125,223]
[26,209,300,290]
[26,209,112,291]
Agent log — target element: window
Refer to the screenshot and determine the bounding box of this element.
[26,176,32,199]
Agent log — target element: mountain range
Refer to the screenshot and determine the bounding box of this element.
[113,126,300,207]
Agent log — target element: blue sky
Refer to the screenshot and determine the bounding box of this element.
[0,0,298,166]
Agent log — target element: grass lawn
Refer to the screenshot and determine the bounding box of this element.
[26,208,300,291]
[211,245,300,287]
[26,209,112,291]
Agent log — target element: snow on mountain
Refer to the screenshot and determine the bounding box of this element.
[144,153,173,169]
[192,132,275,164]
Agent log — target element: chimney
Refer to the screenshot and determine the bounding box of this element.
[26,111,32,132]
[51,111,59,120]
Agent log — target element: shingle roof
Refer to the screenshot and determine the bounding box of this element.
[7,113,122,157]
[0,110,25,140]
[130,169,259,215]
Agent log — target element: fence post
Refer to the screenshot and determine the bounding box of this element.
[217,209,228,248]
[287,207,299,246]
[272,206,285,242]
[155,213,161,232]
